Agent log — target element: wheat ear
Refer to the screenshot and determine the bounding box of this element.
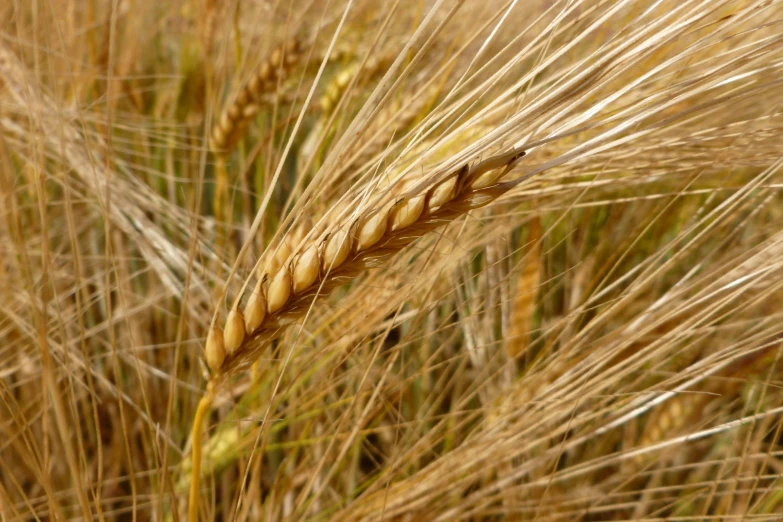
[209,38,302,154]
[187,148,526,519]
[204,147,527,380]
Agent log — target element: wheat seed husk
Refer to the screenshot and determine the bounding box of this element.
[205,326,226,371]
[323,228,351,271]
[223,308,245,355]
[390,195,425,231]
[426,176,458,212]
[356,208,389,252]
[293,245,320,293]
[267,267,292,314]
[243,281,267,334]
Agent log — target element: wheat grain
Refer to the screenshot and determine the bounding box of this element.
[293,245,320,293]
[223,308,245,355]
[266,267,293,316]
[204,147,527,378]
[205,326,226,372]
[389,194,425,231]
[322,228,352,270]
[210,38,302,154]
[256,221,310,281]
[243,280,267,334]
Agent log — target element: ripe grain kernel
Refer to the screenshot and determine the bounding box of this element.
[390,195,425,231]
[243,281,266,334]
[427,177,457,212]
[259,62,272,81]
[323,229,351,271]
[356,210,387,252]
[224,308,245,355]
[659,412,672,431]
[205,326,226,371]
[293,245,319,293]
[289,224,307,251]
[220,113,233,132]
[267,267,292,314]
[471,169,505,189]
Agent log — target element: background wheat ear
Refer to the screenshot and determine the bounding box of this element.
[210,38,303,155]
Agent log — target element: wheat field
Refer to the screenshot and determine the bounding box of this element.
[3,0,783,520]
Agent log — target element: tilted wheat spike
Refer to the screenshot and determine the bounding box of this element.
[187,146,526,520]
[205,147,528,379]
[209,38,302,155]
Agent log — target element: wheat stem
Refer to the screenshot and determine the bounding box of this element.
[188,382,217,522]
